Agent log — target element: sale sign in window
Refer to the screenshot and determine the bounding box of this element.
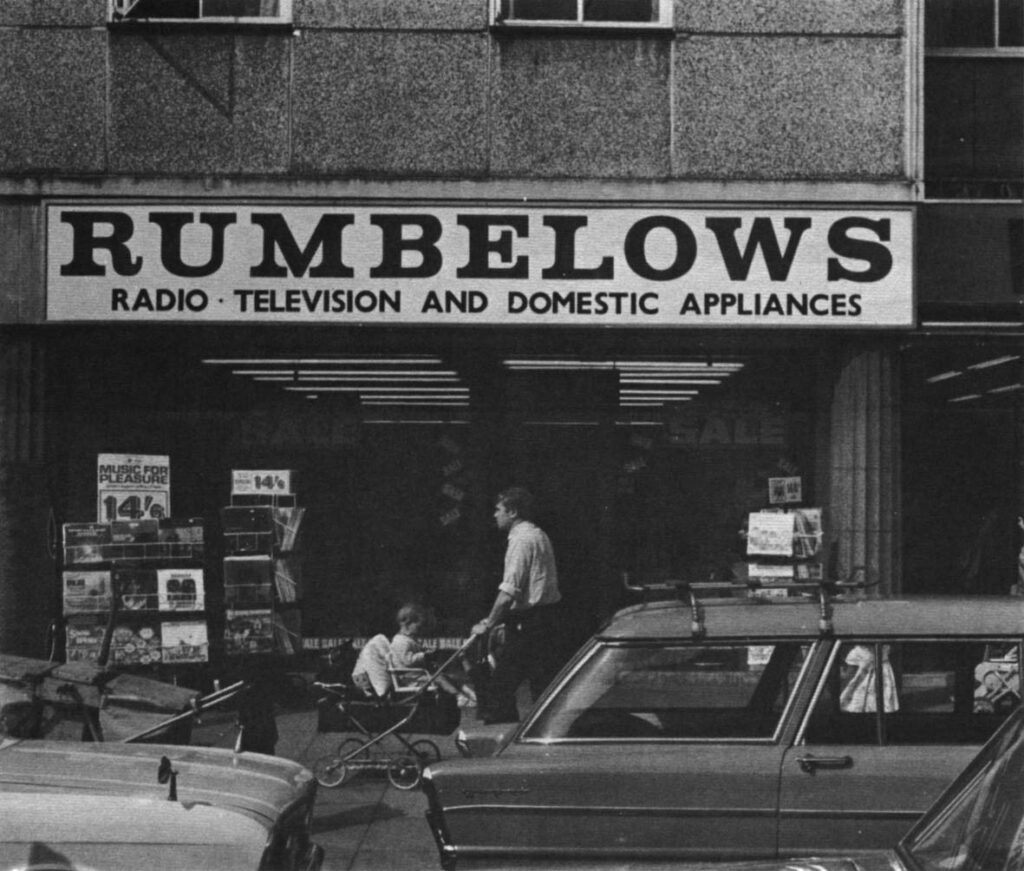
[97,453,170,522]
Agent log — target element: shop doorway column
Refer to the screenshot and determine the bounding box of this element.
[827,347,902,595]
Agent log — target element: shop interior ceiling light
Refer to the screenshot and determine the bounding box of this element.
[926,370,962,383]
[967,355,1021,370]
[207,355,468,408]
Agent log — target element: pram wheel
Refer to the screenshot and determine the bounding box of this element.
[338,736,375,762]
[313,754,348,788]
[411,738,441,767]
[387,754,422,790]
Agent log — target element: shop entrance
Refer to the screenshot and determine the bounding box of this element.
[903,340,1023,595]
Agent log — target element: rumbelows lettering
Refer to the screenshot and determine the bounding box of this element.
[59,211,894,283]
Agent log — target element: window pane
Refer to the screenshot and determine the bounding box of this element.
[525,642,809,740]
[500,0,578,21]
[926,0,996,47]
[1000,0,1024,46]
[805,641,1020,747]
[584,0,656,22]
[925,58,1024,195]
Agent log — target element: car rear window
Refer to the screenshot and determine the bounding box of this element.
[523,641,812,741]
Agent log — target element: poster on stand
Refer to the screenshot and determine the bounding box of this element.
[791,507,824,558]
[161,620,209,663]
[224,609,276,655]
[62,570,112,614]
[157,568,205,611]
[110,620,162,666]
[746,511,796,557]
[97,453,170,522]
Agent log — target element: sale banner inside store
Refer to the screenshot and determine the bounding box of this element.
[97,453,170,522]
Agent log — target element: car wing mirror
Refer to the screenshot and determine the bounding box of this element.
[158,755,178,801]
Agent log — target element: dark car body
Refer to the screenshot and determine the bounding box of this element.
[0,736,323,870]
[423,594,1024,869]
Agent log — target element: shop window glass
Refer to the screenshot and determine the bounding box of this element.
[524,642,810,741]
[804,641,1021,746]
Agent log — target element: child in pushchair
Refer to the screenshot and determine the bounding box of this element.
[312,620,476,790]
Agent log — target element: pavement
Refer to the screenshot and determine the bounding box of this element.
[192,699,460,871]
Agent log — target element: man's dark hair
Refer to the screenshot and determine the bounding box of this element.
[497,486,535,521]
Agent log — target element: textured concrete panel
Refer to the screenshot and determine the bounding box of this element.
[109,33,290,174]
[0,31,106,173]
[677,0,904,34]
[292,31,489,175]
[491,38,671,179]
[674,37,905,179]
[0,0,104,26]
[297,0,485,30]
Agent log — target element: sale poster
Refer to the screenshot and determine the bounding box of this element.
[97,453,171,522]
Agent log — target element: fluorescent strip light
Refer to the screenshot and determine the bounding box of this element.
[988,383,1024,394]
[616,362,744,371]
[362,400,470,406]
[281,385,467,394]
[621,390,699,396]
[232,368,458,378]
[504,361,615,370]
[205,357,443,365]
[364,419,470,425]
[614,420,663,427]
[967,355,1021,370]
[949,394,982,403]
[620,378,722,385]
[926,371,961,383]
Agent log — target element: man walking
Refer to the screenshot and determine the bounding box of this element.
[472,486,561,724]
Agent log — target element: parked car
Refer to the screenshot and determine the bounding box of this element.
[0,736,324,870]
[423,588,1024,869]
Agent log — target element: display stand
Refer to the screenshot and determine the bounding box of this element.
[61,519,210,673]
[221,471,304,659]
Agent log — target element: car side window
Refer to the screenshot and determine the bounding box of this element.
[803,640,1022,746]
[523,641,810,741]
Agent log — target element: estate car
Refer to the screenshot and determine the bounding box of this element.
[423,590,1024,869]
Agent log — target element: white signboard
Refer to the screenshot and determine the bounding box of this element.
[97,453,170,522]
[232,469,294,495]
[46,203,914,328]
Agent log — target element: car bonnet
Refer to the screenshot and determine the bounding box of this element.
[0,738,315,826]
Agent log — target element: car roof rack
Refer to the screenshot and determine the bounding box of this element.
[622,571,873,638]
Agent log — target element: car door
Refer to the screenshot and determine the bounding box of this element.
[778,638,1020,854]
[432,640,813,862]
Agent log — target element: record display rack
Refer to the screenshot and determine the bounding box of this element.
[61,518,210,670]
[221,479,305,659]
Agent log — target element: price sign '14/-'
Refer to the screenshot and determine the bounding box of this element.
[100,491,169,521]
[231,469,294,496]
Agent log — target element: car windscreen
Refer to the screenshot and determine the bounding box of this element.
[522,641,811,741]
[901,711,1024,871]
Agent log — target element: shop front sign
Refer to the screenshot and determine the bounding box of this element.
[47,203,914,328]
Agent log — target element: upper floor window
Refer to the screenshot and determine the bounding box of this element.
[493,0,672,29]
[927,0,1023,49]
[924,0,1024,199]
[110,0,292,25]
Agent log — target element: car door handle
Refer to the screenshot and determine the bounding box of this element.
[796,754,853,773]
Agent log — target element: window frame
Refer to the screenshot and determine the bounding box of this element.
[925,0,1024,55]
[490,0,674,32]
[518,639,816,745]
[108,0,293,28]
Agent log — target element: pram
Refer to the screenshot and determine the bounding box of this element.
[311,635,477,790]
